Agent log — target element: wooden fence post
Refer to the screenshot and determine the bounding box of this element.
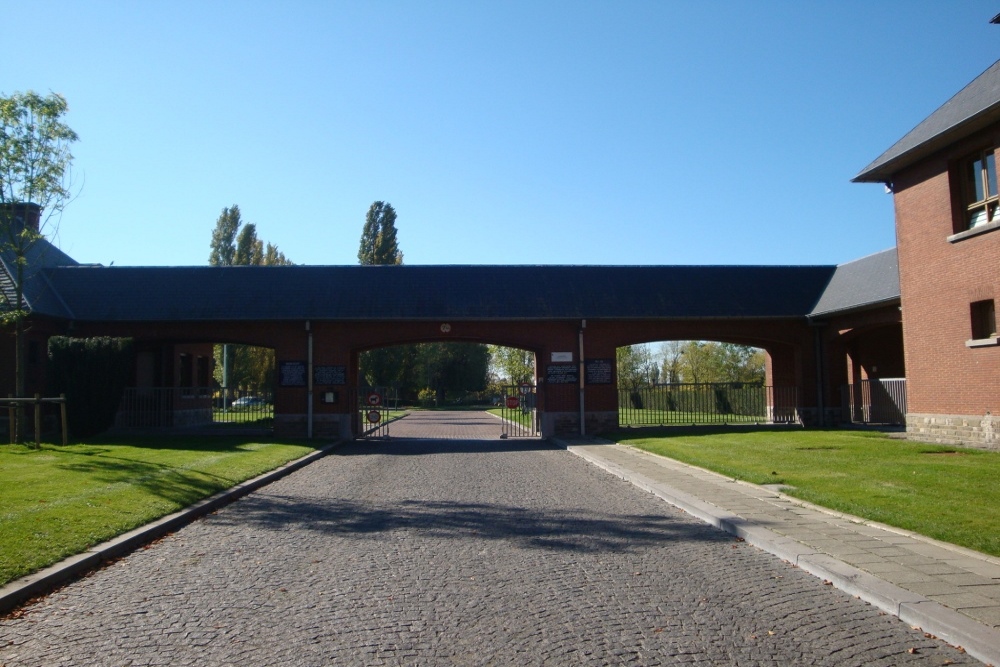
[60,394,68,446]
[34,394,41,448]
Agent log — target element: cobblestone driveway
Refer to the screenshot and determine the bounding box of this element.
[0,413,979,666]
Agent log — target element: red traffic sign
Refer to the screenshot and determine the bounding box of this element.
[519,383,532,395]
[367,392,382,407]
[506,396,520,409]
[367,410,381,424]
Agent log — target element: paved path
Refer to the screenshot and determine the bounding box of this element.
[0,412,986,666]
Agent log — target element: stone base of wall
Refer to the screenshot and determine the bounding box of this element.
[275,413,350,440]
[905,412,999,450]
[541,411,618,438]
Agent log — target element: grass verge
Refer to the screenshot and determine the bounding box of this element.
[607,427,1000,558]
[0,436,318,587]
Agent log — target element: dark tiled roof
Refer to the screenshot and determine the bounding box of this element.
[0,237,79,318]
[38,264,841,322]
[854,59,1000,183]
[808,248,899,317]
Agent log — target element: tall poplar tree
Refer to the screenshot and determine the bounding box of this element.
[358,201,403,265]
[208,206,291,393]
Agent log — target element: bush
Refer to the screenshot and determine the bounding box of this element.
[47,337,133,438]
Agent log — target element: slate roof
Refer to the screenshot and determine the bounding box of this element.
[854,59,1000,183]
[807,248,899,318]
[35,263,843,322]
[2,237,902,324]
[0,237,79,317]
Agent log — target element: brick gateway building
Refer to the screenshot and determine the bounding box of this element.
[854,57,1000,448]
[0,206,902,440]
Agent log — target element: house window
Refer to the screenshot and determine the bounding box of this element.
[961,149,998,229]
[970,299,997,340]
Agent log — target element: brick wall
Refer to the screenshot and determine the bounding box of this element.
[891,124,1000,446]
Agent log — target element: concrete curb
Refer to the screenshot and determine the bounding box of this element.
[558,439,1000,667]
[0,440,344,616]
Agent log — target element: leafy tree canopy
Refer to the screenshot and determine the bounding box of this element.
[358,201,403,265]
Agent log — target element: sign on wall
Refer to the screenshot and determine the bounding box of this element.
[550,351,573,362]
[546,364,579,384]
[585,359,614,385]
[279,361,307,387]
[314,365,347,386]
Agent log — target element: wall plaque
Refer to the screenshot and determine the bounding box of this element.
[550,351,573,362]
[279,361,307,387]
[314,365,347,386]
[546,364,579,384]
[586,358,614,385]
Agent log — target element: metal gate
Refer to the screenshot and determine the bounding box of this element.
[356,385,393,438]
[498,384,540,438]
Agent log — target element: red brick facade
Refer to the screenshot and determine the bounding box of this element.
[889,128,1000,446]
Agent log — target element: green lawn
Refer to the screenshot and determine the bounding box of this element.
[608,427,1000,557]
[0,436,318,587]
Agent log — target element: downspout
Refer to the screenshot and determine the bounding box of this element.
[579,319,586,437]
[306,320,314,439]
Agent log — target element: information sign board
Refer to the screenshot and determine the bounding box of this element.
[546,364,579,384]
[585,359,614,385]
[279,361,307,387]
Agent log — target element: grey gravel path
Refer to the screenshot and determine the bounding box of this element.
[0,412,981,666]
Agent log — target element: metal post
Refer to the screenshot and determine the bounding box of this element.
[306,320,313,439]
[578,319,586,437]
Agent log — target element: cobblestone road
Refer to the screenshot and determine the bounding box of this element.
[0,412,981,666]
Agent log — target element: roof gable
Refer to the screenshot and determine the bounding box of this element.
[854,59,1000,183]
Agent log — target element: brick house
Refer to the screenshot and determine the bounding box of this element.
[855,59,1000,448]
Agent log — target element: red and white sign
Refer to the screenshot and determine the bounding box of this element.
[519,383,532,395]
[367,392,382,407]
[367,410,381,424]
[505,396,520,409]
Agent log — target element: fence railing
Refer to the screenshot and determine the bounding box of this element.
[841,378,906,425]
[115,387,273,429]
[618,383,799,426]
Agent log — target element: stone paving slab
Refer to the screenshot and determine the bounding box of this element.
[559,438,1000,667]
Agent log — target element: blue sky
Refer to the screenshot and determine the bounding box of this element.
[5,1,998,268]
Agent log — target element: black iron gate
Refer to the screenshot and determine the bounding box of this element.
[356,385,393,438]
[498,383,540,438]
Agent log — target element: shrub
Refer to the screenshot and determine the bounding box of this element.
[47,337,133,438]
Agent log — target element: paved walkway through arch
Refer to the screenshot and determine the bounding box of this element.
[0,419,983,666]
[381,409,531,441]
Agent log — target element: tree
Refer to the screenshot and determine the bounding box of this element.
[416,342,489,403]
[616,344,659,389]
[0,91,79,441]
[677,341,765,384]
[358,201,403,265]
[208,206,292,393]
[659,341,684,383]
[234,222,264,266]
[488,345,534,385]
[208,205,241,266]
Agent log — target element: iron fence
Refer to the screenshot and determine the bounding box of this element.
[617,383,799,426]
[498,384,539,437]
[841,378,906,425]
[115,387,273,429]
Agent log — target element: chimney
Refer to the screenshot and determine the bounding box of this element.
[0,202,42,233]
